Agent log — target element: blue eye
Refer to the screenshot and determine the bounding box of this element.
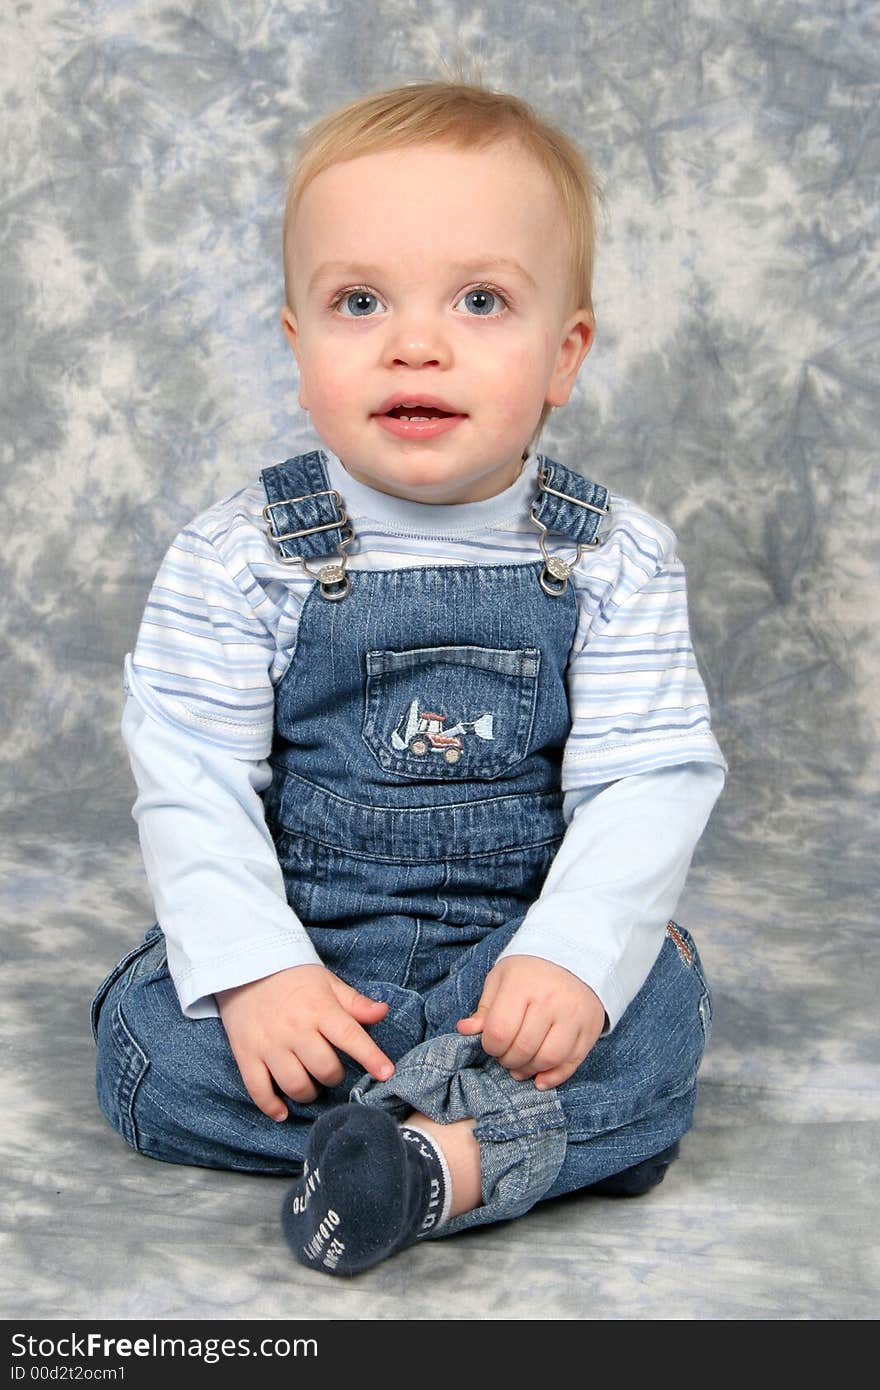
[458,290,494,318]
[454,286,507,316]
[338,290,384,317]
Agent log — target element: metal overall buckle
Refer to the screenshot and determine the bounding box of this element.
[262,489,355,601]
[529,462,610,596]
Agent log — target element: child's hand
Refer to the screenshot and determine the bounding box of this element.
[216,964,394,1122]
[456,956,606,1090]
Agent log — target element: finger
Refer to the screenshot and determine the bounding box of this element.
[497,1011,554,1074]
[456,1012,485,1034]
[528,1020,581,1074]
[458,972,501,1030]
[479,996,529,1060]
[326,1012,395,1081]
[239,1058,290,1122]
[294,1035,348,1089]
[270,1052,320,1105]
[534,1060,580,1090]
[532,1026,587,1091]
[343,989,391,1024]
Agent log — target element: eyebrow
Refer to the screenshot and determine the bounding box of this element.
[307,257,538,294]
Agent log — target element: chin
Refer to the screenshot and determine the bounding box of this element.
[394,452,459,477]
[369,452,457,485]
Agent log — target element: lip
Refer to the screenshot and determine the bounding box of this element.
[373,392,465,416]
[374,413,465,441]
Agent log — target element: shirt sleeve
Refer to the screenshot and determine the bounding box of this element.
[121,665,323,1019]
[128,510,281,759]
[561,505,728,788]
[495,761,725,1030]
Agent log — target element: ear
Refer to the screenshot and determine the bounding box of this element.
[544,310,595,408]
[279,305,309,410]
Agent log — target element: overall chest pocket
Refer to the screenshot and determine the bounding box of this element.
[363,644,541,781]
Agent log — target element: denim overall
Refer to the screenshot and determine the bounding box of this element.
[91,451,712,1238]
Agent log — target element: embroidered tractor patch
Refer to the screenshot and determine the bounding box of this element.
[391,697,495,765]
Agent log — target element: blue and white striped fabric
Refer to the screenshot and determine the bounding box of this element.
[127,447,727,785]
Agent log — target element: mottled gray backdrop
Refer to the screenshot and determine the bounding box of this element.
[2,0,877,1321]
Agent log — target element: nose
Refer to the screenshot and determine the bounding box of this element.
[381,309,452,369]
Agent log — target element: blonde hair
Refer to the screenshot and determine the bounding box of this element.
[282,80,603,441]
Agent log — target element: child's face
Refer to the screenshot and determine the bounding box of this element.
[281,139,594,504]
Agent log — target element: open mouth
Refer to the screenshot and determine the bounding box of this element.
[373,401,466,439]
[384,405,458,420]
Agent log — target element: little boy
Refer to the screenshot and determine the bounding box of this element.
[91,80,726,1276]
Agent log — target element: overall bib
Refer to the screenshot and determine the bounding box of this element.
[92,452,713,1237]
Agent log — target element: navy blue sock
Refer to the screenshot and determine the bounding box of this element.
[281,1104,451,1275]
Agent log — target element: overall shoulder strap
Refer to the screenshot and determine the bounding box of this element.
[528,455,611,546]
[260,451,351,561]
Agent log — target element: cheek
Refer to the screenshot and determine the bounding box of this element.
[484,342,549,415]
[300,345,354,410]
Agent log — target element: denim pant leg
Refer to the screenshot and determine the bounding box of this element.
[91,925,427,1174]
[542,922,712,1202]
[351,919,712,1237]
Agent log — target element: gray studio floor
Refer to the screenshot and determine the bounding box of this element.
[3,783,876,1322]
